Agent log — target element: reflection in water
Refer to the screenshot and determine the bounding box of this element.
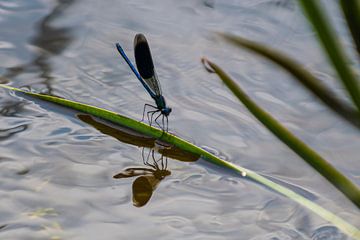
[4,0,74,93]
[115,146,171,207]
[203,0,215,9]
[0,124,28,140]
[0,76,9,84]
[311,226,346,240]
[77,114,199,162]
[0,101,25,117]
[77,114,199,207]
[270,0,295,10]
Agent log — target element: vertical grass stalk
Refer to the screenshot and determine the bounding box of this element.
[340,0,360,57]
[219,33,360,129]
[298,0,360,112]
[202,58,360,209]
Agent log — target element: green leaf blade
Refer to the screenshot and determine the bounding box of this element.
[201,58,360,209]
[298,0,360,112]
[219,33,360,129]
[340,0,360,57]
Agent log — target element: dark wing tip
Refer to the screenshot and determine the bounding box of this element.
[134,34,155,79]
[134,33,147,45]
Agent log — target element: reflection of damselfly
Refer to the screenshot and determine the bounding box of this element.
[78,114,199,207]
[141,148,168,172]
[116,34,171,132]
[114,144,171,207]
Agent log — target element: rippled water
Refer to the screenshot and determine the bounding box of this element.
[0,0,359,239]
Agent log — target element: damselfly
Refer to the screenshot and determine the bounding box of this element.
[116,34,171,131]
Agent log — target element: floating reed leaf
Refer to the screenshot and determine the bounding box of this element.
[0,84,247,176]
[297,0,360,112]
[0,83,359,238]
[340,0,360,57]
[219,33,360,129]
[201,58,360,210]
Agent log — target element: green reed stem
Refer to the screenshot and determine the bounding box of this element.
[220,33,360,129]
[201,58,360,210]
[340,0,360,57]
[297,0,360,112]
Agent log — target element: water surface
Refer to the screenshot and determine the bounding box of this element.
[0,0,359,239]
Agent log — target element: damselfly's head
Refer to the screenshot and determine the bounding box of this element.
[155,95,171,116]
[161,107,172,117]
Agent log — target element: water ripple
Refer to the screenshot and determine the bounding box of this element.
[312,226,347,240]
[0,124,28,139]
[0,0,359,239]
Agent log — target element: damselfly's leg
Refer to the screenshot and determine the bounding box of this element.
[165,115,169,132]
[162,115,169,132]
[154,112,164,131]
[149,110,160,127]
[147,110,156,125]
[142,147,155,168]
[142,104,157,122]
[162,115,165,132]
[160,115,166,137]
[146,109,158,126]
[157,114,169,133]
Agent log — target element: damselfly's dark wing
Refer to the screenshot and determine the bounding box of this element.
[134,34,162,96]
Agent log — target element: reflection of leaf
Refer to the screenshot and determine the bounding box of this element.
[78,114,199,162]
[201,57,360,210]
[1,84,359,237]
[219,33,360,129]
[77,114,155,148]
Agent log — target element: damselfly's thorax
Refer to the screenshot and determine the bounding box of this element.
[154,95,171,116]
